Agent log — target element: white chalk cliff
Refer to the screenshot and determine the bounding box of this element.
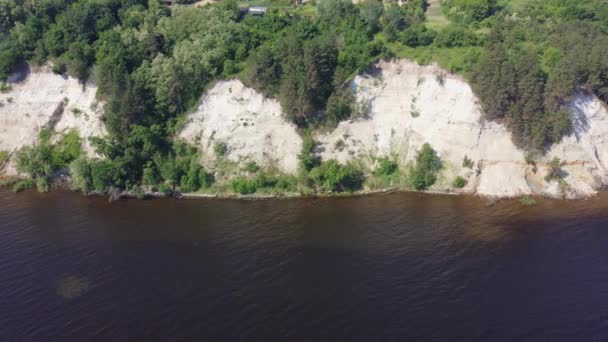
[0,65,106,174]
[317,59,608,198]
[2,60,607,198]
[179,79,302,174]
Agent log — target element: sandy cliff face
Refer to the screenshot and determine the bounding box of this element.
[179,79,302,174]
[3,60,606,198]
[0,65,105,173]
[317,59,608,198]
[544,94,608,196]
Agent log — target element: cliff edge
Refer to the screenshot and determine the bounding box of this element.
[179,79,303,174]
[318,59,608,198]
[2,60,607,198]
[0,65,105,174]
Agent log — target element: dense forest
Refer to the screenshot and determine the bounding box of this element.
[1,0,607,195]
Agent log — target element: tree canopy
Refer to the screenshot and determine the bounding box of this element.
[2,0,608,192]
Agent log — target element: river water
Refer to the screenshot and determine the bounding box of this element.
[1,190,608,341]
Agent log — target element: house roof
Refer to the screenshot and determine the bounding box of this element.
[249,6,267,13]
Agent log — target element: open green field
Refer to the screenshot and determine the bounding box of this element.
[238,0,290,9]
[237,0,316,16]
[425,0,450,30]
[385,41,483,76]
[499,0,528,13]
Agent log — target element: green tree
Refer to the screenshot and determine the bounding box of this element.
[453,176,467,188]
[179,158,205,193]
[545,157,562,182]
[70,157,92,192]
[382,4,407,42]
[374,157,398,176]
[443,0,498,23]
[309,160,365,192]
[410,143,442,190]
[0,38,21,80]
[400,24,435,47]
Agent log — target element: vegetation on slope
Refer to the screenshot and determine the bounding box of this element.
[14,129,82,192]
[1,0,607,194]
[410,143,442,190]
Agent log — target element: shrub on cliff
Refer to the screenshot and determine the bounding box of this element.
[298,132,320,173]
[70,156,129,193]
[231,177,258,195]
[214,142,228,158]
[70,157,92,192]
[374,157,398,176]
[309,160,365,192]
[231,173,298,195]
[12,179,35,193]
[179,158,213,193]
[453,176,467,188]
[410,143,442,190]
[545,157,563,182]
[15,144,55,180]
[15,129,82,184]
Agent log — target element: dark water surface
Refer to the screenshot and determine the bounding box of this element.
[1,190,608,341]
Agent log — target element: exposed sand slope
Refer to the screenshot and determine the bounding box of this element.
[0,65,105,173]
[545,94,608,196]
[4,60,606,198]
[179,80,302,174]
[318,59,608,198]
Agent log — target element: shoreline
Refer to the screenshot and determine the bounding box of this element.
[179,187,463,200]
[85,187,604,202]
[1,175,604,201]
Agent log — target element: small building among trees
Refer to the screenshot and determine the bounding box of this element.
[239,6,268,17]
[248,6,267,16]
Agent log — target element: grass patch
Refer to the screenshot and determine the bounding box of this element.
[0,176,21,188]
[242,161,261,173]
[231,172,298,195]
[0,83,12,93]
[309,160,365,193]
[366,168,411,190]
[237,0,290,9]
[385,43,483,75]
[214,141,228,157]
[520,195,536,206]
[13,129,85,193]
[12,179,35,193]
[295,3,316,17]
[0,150,9,165]
[499,0,528,14]
[366,156,410,190]
[425,0,450,30]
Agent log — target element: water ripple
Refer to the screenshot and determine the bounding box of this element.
[0,190,607,340]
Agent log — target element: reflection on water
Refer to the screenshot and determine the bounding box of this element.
[56,276,91,300]
[0,190,607,341]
